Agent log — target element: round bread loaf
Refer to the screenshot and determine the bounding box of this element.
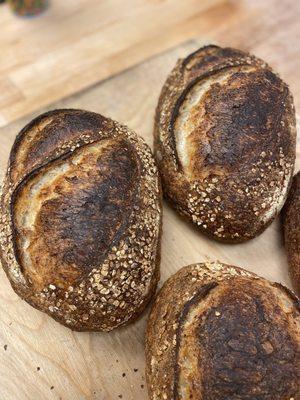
[154,45,296,242]
[0,109,162,331]
[146,262,300,400]
[283,171,300,295]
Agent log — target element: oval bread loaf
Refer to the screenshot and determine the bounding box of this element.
[283,171,300,295]
[146,262,300,400]
[0,109,162,331]
[154,45,296,242]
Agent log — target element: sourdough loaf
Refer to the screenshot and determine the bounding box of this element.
[146,262,300,399]
[0,109,162,331]
[154,45,296,242]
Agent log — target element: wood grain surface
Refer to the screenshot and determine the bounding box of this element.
[0,0,300,127]
[0,1,299,399]
[0,0,224,127]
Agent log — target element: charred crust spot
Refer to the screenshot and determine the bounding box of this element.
[174,68,289,176]
[197,280,299,399]
[39,141,139,268]
[170,63,259,171]
[198,70,287,171]
[11,138,140,289]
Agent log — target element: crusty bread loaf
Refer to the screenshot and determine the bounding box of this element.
[283,171,300,295]
[0,109,162,331]
[154,45,296,242]
[146,262,300,400]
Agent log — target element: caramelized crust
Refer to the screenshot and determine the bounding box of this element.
[154,45,296,242]
[145,263,300,400]
[0,109,162,331]
[283,171,300,295]
[12,138,139,291]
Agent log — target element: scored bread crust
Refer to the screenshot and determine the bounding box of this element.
[0,109,162,331]
[145,262,300,400]
[154,45,296,243]
[283,171,300,295]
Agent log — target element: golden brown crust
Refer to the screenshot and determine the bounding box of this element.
[0,109,162,331]
[145,262,300,400]
[283,171,300,295]
[154,45,296,243]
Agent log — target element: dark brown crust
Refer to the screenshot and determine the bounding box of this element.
[145,262,300,400]
[11,138,141,289]
[9,109,111,184]
[154,45,296,243]
[282,171,300,295]
[173,282,218,399]
[0,109,163,331]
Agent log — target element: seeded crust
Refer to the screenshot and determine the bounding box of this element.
[0,109,162,331]
[154,45,296,242]
[283,171,300,295]
[145,262,300,400]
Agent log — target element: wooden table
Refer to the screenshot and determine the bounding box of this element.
[0,1,299,399]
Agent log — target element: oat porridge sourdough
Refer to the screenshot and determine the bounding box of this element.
[154,45,297,242]
[0,109,162,331]
[146,262,300,400]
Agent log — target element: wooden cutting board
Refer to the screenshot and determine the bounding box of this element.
[0,0,225,127]
[0,40,299,400]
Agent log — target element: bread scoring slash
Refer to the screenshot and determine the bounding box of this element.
[154,45,296,242]
[146,262,300,400]
[0,109,162,331]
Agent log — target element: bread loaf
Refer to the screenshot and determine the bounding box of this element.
[283,171,300,295]
[146,262,300,400]
[154,45,296,242]
[0,109,162,331]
